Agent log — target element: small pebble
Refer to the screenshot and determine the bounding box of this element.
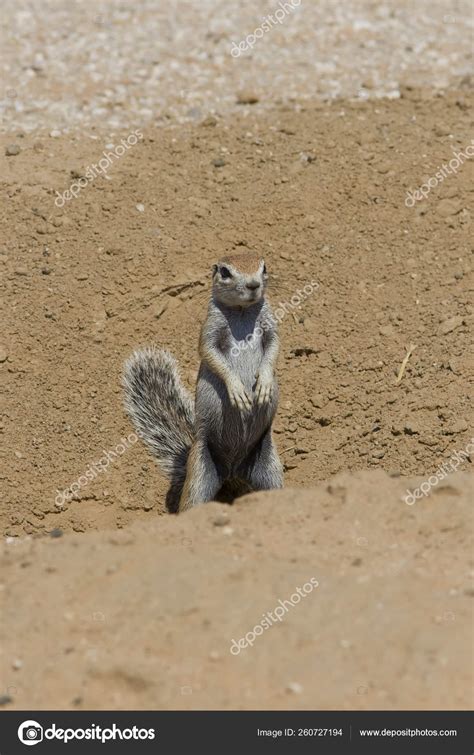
[236,91,259,104]
[5,144,20,156]
[212,513,230,527]
[286,682,303,694]
[447,419,468,434]
[136,203,145,212]
[438,316,463,335]
[201,115,217,127]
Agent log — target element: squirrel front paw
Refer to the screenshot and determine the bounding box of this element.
[227,377,252,412]
[255,370,273,406]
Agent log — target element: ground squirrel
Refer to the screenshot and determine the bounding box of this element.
[123,251,283,512]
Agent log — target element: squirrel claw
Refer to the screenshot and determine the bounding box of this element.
[255,373,273,406]
[228,380,252,412]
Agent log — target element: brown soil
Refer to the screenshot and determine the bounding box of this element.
[1,88,473,709]
[1,472,472,710]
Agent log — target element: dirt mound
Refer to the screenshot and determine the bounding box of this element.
[1,89,473,539]
[1,471,472,710]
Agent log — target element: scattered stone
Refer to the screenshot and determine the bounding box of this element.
[50,528,63,538]
[236,91,259,104]
[212,157,226,168]
[222,526,234,536]
[12,658,23,670]
[76,273,89,281]
[50,129,61,138]
[446,419,468,434]
[286,682,303,694]
[291,347,317,358]
[295,446,310,455]
[317,416,332,427]
[201,115,217,127]
[379,324,395,337]
[418,436,439,447]
[5,144,20,156]
[404,422,419,436]
[14,266,28,276]
[449,355,474,374]
[437,199,462,218]
[438,316,463,335]
[434,124,451,136]
[212,512,230,527]
[371,449,385,459]
[0,695,12,706]
[136,203,145,212]
[376,160,393,174]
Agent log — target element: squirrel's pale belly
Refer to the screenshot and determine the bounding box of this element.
[195,363,278,473]
[195,301,279,474]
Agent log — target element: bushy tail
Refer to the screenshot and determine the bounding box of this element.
[123,347,195,487]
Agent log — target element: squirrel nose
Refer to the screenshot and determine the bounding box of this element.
[246,281,260,291]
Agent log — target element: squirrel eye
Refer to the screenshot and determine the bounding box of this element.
[220,266,232,279]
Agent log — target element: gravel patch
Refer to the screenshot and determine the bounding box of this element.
[0,0,472,134]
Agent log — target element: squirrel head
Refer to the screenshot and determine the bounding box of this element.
[212,252,268,309]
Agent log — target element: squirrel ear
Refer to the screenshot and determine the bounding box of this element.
[212,264,218,276]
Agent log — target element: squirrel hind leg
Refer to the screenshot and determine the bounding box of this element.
[238,430,284,492]
[178,439,222,512]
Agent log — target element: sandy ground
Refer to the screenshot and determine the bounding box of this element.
[1,473,473,710]
[0,0,473,713]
